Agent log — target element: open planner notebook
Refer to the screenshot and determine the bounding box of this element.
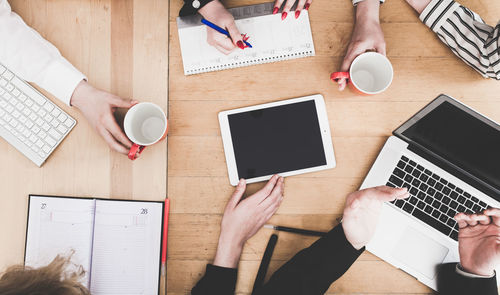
[25,195,164,295]
[177,2,316,75]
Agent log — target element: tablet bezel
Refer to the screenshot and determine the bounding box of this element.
[218,94,336,186]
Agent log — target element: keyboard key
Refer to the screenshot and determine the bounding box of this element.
[404,174,413,183]
[450,191,458,200]
[443,196,451,205]
[403,203,414,214]
[420,183,429,192]
[471,196,479,203]
[57,125,68,134]
[432,200,441,209]
[18,94,27,102]
[389,176,403,187]
[465,200,473,209]
[387,182,395,188]
[3,71,14,80]
[12,88,20,97]
[442,187,451,195]
[424,205,433,214]
[427,178,437,187]
[48,129,62,140]
[457,205,466,213]
[417,191,426,200]
[439,204,448,213]
[457,195,466,203]
[439,214,448,223]
[450,200,458,209]
[412,179,421,187]
[425,196,434,204]
[58,113,67,122]
[412,208,452,236]
[456,187,463,194]
[417,201,425,209]
[403,182,411,190]
[43,103,54,112]
[401,155,409,162]
[42,145,51,153]
[435,182,444,191]
[38,130,47,140]
[51,108,61,117]
[45,136,56,147]
[32,104,40,112]
[395,199,404,208]
[29,134,37,143]
[473,204,481,213]
[25,99,33,107]
[447,208,457,218]
[31,125,40,134]
[416,164,424,171]
[50,120,59,128]
[409,197,418,205]
[37,108,47,117]
[447,217,456,226]
[42,123,50,132]
[412,170,422,178]
[63,118,74,128]
[35,139,44,148]
[5,83,14,92]
[410,187,418,196]
[393,168,405,178]
[420,174,429,182]
[397,160,405,169]
[409,160,417,167]
[404,165,413,173]
[448,183,456,190]
[427,187,436,196]
[0,79,7,87]
[432,209,441,219]
[440,178,448,185]
[450,231,458,241]
[424,169,432,176]
[44,114,53,123]
[479,201,487,207]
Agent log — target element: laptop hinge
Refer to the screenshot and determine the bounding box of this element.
[407,143,500,201]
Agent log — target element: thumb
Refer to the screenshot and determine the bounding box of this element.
[340,45,367,72]
[373,186,408,202]
[110,96,139,109]
[226,22,244,49]
[375,42,387,56]
[228,179,247,208]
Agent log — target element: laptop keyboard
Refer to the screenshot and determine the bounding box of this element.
[386,155,491,241]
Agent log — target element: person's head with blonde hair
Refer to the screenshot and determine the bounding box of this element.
[0,254,89,295]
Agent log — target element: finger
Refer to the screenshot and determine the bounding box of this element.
[340,43,369,72]
[225,22,244,48]
[108,95,136,109]
[475,214,491,225]
[372,186,409,201]
[227,179,247,209]
[98,128,129,154]
[105,116,133,148]
[305,0,312,10]
[273,0,285,13]
[375,42,387,56]
[338,78,347,91]
[484,208,500,226]
[259,176,284,208]
[251,175,280,204]
[296,0,307,11]
[454,213,469,228]
[282,0,294,19]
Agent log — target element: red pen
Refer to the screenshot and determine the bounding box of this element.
[161,198,170,294]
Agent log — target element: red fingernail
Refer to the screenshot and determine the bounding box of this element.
[305,3,310,10]
[237,40,245,50]
[273,7,279,14]
[281,11,288,20]
[295,10,301,19]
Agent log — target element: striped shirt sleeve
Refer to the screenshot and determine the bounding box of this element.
[420,0,500,79]
[352,0,385,5]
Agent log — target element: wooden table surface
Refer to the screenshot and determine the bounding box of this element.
[2,0,500,294]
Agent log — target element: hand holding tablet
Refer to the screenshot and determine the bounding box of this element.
[218,94,336,186]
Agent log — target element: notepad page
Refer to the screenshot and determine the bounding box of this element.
[178,11,315,75]
[25,196,96,287]
[90,200,163,295]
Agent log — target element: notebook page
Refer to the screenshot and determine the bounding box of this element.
[90,200,163,295]
[178,11,315,75]
[25,196,96,287]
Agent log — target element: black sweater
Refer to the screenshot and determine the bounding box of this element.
[180,0,213,16]
[192,225,498,295]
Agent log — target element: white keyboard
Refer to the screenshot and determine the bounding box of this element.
[0,63,76,166]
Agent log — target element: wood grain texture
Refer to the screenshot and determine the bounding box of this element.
[168,0,500,294]
[0,1,168,294]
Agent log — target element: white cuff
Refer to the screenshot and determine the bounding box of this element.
[36,57,87,106]
[352,0,385,6]
[456,264,495,279]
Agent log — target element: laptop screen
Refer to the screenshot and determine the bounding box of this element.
[399,99,500,195]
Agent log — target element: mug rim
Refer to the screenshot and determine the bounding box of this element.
[349,52,394,95]
[124,102,168,146]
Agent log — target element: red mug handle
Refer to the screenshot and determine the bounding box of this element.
[128,144,146,160]
[330,72,350,83]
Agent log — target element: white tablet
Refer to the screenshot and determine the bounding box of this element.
[219,94,336,186]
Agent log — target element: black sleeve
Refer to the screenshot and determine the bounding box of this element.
[179,0,213,16]
[191,264,238,295]
[437,263,498,295]
[256,224,364,295]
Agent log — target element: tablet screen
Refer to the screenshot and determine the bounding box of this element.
[228,100,327,179]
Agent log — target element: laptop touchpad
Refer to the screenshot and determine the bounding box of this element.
[392,226,449,279]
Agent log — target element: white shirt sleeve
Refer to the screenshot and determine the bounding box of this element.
[456,263,495,279]
[352,0,385,6]
[0,0,86,106]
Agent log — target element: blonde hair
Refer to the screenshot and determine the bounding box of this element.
[0,254,89,295]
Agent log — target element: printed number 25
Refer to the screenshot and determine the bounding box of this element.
[140,208,148,214]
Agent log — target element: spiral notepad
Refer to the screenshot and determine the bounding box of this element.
[176,2,315,75]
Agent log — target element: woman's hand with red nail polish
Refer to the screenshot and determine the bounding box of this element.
[198,0,244,55]
[273,0,312,20]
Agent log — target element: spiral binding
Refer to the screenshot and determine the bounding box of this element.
[185,50,315,75]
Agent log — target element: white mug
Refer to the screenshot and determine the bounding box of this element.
[331,52,393,95]
[124,102,168,160]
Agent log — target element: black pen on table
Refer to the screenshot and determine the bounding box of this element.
[264,224,327,237]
